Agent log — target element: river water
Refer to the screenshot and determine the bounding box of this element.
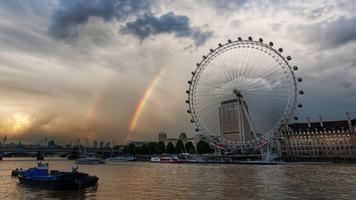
[0,158,356,200]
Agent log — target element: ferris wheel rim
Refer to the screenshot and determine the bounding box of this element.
[186,38,301,149]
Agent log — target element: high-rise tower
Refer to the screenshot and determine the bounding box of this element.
[219,90,254,145]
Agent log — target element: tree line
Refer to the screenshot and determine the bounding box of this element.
[123,140,214,155]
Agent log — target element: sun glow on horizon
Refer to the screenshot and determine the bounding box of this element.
[0,113,32,134]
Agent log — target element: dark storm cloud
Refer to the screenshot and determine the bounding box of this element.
[49,0,152,40]
[297,16,356,48]
[121,12,213,46]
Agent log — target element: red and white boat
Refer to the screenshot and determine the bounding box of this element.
[150,156,183,163]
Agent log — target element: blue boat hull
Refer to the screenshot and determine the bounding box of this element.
[18,172,98,190]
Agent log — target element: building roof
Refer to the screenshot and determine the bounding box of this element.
[284,118,356,135]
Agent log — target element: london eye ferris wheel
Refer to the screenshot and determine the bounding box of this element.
[186,37,303,151]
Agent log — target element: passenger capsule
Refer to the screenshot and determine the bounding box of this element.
[278,48,283,52]
[287,56,292,61]
[293,66,298,70]
[269,42,274,46]
[297,103,303,108]
[185,100,189,104]
[195,128,199,132]
[297,77,302,82]
[259,38,263,42]
[185,90,189,94]
[187,110,191,113]
[203,55,206,59]
[299,90,304,95]
[190,119,194,123]
[218,43,223,47]
[210,49,214,52]
[248,36,253,41]
[196,63,200,67]
[294,116,299,120]
[238,37,242,41]
[228,39,232,43]
[191,71,195,75]
[188,81,191,84]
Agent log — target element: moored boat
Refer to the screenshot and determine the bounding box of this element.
[18,162,98,190]
[75,156,105,165]
[105,156,136,162]
[178,153,207,163]
[150,156,183,163]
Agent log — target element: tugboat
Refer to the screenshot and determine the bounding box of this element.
[11,168,27,177]
[18,162,99,190]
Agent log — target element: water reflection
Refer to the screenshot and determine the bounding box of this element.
[1,159,356,200]
[16,183,97,200]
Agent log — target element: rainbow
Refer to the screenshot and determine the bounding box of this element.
[85,70,163,143]
[128,74,161,133]
[84,74,113,138]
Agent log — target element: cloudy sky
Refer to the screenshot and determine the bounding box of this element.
[0,0,355,144]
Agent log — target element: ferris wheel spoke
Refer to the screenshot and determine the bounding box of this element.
[195,92,232,103]
[219,50,234,81]
[197,112,220,132]
[243,88,290,99]
[236,46,249,87]
[195,101,226,114]
[211,57,235,85]
[244,96,288,107]
[244,96,287,108]
[243,47,255,82]
[251,101,286,115]
[196,85,232,95]
[248,49,273,79]
[261,69,288,84]
[231,46,239,85]
[196,81,232,93]
[245,47,265,79]
[243,71,287,92]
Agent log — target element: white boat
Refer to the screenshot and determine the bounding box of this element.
[75,153,105,165]
[179,153,207,163]
[75,156,105,165]
[150,156,183,163]
[75,140,104,165]
[105,156,136,162]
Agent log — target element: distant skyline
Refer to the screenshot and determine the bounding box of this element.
[0,0,355,144]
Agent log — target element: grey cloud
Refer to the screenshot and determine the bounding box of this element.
[121,12,213,46]
[49,0,152,40]
[212,0,249,10]
[298,16,356,48]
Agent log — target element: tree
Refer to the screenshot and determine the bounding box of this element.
[197,141,213,154]
[147,142,156,155]
[136,146,142,154]
[155,141,166,154]
[166,142,175,154]
[123,145,129,154]
[185,141,196,154]
[175,140,185,153]
[140,143,148,155]
[128,143,136,155]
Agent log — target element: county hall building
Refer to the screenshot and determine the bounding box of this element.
[279,113,356,159]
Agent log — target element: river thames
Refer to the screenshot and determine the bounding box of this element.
[1,158,356,200]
